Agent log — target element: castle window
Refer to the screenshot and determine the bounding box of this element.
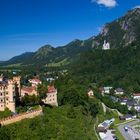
[7,98,8,101]
[6,92,8,95]
[1,105,3,107]
[1,99,3,102]
[0,93,2,96]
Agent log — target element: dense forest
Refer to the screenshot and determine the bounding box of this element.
[71,43,140,94]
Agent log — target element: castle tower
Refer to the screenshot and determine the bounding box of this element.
[103,40,110,50]
[0,74,4,82]
[6,80,16,112]
[13,76,21,96]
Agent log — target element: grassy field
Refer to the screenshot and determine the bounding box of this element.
[0,105,98,140]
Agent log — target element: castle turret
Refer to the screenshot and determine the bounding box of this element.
[7,80,15,112]
[102,40,110,50]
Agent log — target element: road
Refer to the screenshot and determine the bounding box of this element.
[118,119,140,140]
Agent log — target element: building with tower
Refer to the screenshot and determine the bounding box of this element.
[0,76,21,113]
[102,40,110,50]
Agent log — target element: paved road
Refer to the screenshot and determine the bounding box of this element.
[118,119,140,140]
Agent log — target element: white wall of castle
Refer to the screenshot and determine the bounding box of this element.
[103,40,110,50]
[0,76,21,113]
[42,91,58,106]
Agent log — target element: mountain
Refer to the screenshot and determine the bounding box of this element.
[92,8,140,49]
[1,8,140,67]
[2,39,93,66]
[3,52,34,66]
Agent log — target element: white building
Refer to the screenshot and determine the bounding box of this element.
[98,118,115,129]
[102,40,110,50]
[133,93,140,99]
[115,88,124,95]
[100,87,113,94]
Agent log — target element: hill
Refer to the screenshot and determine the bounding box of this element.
[71,44,140,93]
[1,39,92,67]
[2,8,140,67]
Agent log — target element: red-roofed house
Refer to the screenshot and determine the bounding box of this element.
[21,86,38,97]
[133,93,140,99]
[42,85,58,106]
[28,78,42,87]
[87,89,94,97]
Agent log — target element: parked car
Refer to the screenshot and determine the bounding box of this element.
[113,135,119,140]
[124,126,128,131]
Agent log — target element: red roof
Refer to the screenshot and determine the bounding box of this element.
[47,85,56,93]
[21,86,35,93]
[29,79,41,83]
[134,93,140,96]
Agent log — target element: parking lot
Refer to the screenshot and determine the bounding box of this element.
[118,119,140,140]
[128,125,140,139]
[99,129,118,140]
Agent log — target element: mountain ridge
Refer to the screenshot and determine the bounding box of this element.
[1,8,140,66]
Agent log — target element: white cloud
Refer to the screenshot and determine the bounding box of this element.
[92,0,117,8]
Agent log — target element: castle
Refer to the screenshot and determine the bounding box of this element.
[42,85,58,106]
[102,40,110,50]
[0,75,58,112]
[0,75,20,113]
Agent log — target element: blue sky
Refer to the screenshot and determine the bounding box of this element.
[0,0,140,60]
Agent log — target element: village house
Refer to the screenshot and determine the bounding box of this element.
[97,118,115,131]
[114,88,124,95]
[87,89,94,97]
[0,76,21,113]
[21,86,38,97]
[28,78,42,87]
[99,87,113,95]
[120,98,137,110]
[42,85,58,106]
[134,105,140,112]
[120,98,129,105]
[126,99,137,110]
[119,114,136,121]
[133,93,140,100]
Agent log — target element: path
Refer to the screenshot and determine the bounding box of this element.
[101,102,123,116]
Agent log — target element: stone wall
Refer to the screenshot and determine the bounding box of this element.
[0,108,42,126]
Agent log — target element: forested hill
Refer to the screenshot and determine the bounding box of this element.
[92,8,140,49]
[1,8,140,67]
[2,39,93,66]
[71,43,140,93]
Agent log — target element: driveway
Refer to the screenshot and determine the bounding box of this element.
[118,119,140,140]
